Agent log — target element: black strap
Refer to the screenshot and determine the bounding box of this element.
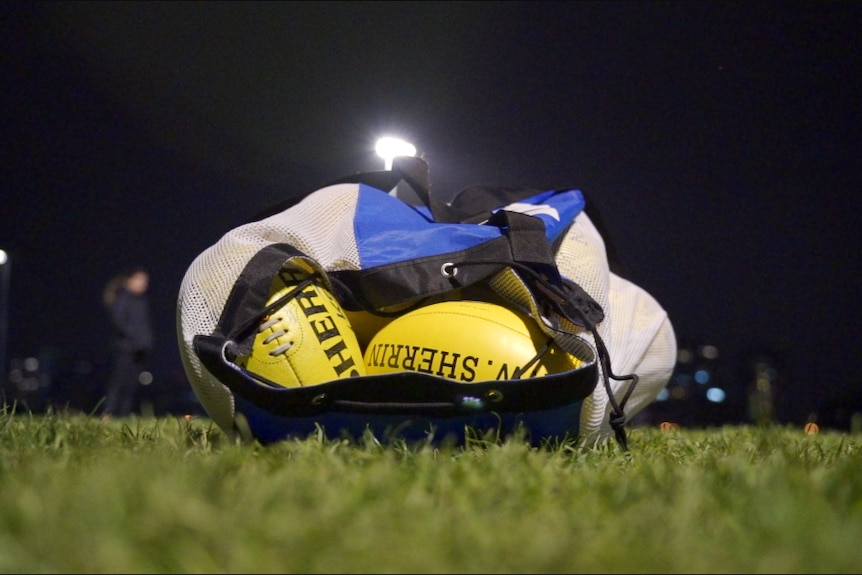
[210,243,314,357]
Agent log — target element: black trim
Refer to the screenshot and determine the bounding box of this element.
[193,333,598,419]
[332,237,511,311]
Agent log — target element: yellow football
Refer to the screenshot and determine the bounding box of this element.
[235,264,366,387]
[363,300,582,382]
[343,308,397,350]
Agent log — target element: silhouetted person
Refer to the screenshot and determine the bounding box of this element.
[102,267,153,418]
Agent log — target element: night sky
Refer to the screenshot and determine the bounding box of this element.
[2,1,860,424]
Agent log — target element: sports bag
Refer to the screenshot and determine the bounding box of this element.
[177,157,676,450]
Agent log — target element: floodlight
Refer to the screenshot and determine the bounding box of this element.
[375,137,416,170]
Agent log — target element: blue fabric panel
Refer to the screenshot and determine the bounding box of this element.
[353,185,586,269]
[492,188,586,239]
[353,186,501,267]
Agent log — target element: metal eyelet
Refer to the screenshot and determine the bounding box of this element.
[311,393,328,405]
[441,262,457,278]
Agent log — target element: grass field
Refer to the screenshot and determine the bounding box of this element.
[0,408,860,574]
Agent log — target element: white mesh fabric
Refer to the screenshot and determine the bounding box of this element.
[555,211,676,444]
[176,184,363,435]
[603,273,677,425]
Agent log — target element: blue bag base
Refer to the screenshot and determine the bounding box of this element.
[233,394,583,448]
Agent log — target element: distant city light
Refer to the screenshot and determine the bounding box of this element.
[699,344,719,359]
[706,387,726,403]
[375,137,416,170]
[694,369,710,384]
[656,388,670,401]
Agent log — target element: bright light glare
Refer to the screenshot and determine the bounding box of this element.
[0,249,7,265]
[375,137,416,170]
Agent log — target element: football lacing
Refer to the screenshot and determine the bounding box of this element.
[259,316,293,356]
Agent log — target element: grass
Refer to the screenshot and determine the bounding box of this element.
[0,408,860,573]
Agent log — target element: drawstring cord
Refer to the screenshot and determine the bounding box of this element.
[452,259,638,451]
